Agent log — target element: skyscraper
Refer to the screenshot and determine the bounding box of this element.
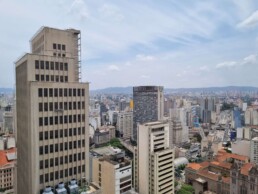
[135,121,175,194]
[15,27,89,194]
[132,86,164,141]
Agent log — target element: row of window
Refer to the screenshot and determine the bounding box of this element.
[39,101,85,112]
[35,74,68,82]
[39,114,85,126]
[39,165,85,184]
[38,88,85,97]
[40,152,85,170]
[53,43,66,51]
[35,60,68,71]
[39,127,86,141]
[39,140,86,155]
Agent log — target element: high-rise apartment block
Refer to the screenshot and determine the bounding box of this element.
[117,111,133,139]
[15,27,89,194]
[135,121,175,194]
[132,86,164,141]
[250,137,258,165]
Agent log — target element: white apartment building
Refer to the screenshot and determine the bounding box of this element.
[117,111,133,139]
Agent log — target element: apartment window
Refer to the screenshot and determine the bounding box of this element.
[63,54,65,57]
[64,89,68,97]
[55,62,59,70]
[45,145,48,154]
[58,44,61,50]
[45,61,49,69]
[38,88,43,97]
[39,117,43,126]
[64,63,68,71]
[49,88,53,97]
[54,102,58,110]
[55,157,59,166]
[44,88,48,97]
[73,128,77,136]
[50,62,54,70]
[55,144,59,152]
[50,144,53,153]
[53,43,57,49]
[53,53,56,56]
[50,131,53,139]
[65,156,68,164]
[69,168,72,176]
[64,102,68,110]
[62,45,66,50]
[45,159,49,168]
[60,76,64,82]
[78,153,81,160]
[50,172,54,181]
[59,88,63,97]
[40,175,43,184]
[64,115,68,124]
[49,102,53,111]
[40,61,44,69]
[78,114,81,122]
[39,146,43,155]
[60,170,63,179]
[69,115,72,123]
[55,130,59,138]
[35,60,39,69]
[46,75,49,81]
[48,117,52,125]
[78,166,81,173]
[74,167,77,175]
[41,75,45,81]
[44,117,48,126]
[55,116,58,124]
[44,102,48,111]
[65,76,68,82]
[69,142,72,150]
[51,75,54,81]
[60,143,63,151]
[82,165,85,172]
[65,169,68,177]
[44,131,48,140]
[55,75,59,82]
[82,127,85,134]
[60,62,63,70]
[50,158,54,167]
[73,88,77,97]
[35,74,39,81]
[55,171,58,180]
[39,103,43,112]
[73,102,77,110]
[82,89,85,96]
[78,140,81,148]
[82,102,85,109]
[69,154,73,162]
[82,152,85,160]
[59,116,63,124]
[73,141,77,149]
[64,129,68,137]
[77,101,81,109]
[69,89,72,97]
[82,140,85,147]
[53,88,58,97]
[73,115,77,123]
[65,142,68,150]
[77,89,81,96]
[40,160,43,169]
[39,132,43,140]
[69,102,72,110]
[69,128,72,136]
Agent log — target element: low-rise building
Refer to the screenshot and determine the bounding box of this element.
[93,125,116,147]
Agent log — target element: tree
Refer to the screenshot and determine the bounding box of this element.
[177,184,194,194]
[193,133,202,143]
[109,138,123,149]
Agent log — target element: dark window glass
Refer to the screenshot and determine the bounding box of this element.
[82,89,85,96]
[50,131,53,139]
[53,43,56,49]
[73,128,77,136]
[55,62,59,70]
[50,158,54,167]
[60,63,63,70]
[78,140,81,148]
[35,74,39,81]
[50,172,54,181]
[44,88,48,97]
[39,146,43,155]
[59,116,63,124]
[39,103,43,112]
[73,102,77,110]
[39,117,43,126]
[78,127,81,135]
[69,128,72,136]
[55,157,59,166]
[44,102,48,111]
[82,152,85,160]
[50,117,53,125]
[40,61,44,69]
[65,156,68,164]
[39,132,43,140]
[78,102,81,109]
[74,154,77,161]
[64,129,68,137]
[44,117,48,125]
[69,102,72,110]
[64,63,68,71]
[55,116,58,124]
[59,88,63,97]
[55,130,59,138]
[82,101,85,109]
[58,53,61,57]
[51,75,54,81]
[50,62,54,70]
[49,102,53,111]
[60,143,63,151]
[62,45,66,50]
[69,142,72,150]
[54,88,58,97]
[50,144,53,153]
[45,61,49,69]
[69,89,72,97]
[69,154,72,162]
[73,115,77,123]
[64,102,68,110]
[64,115,68,124]
[44,131,48,140]
[65,142,68,150]
[65,169,68,177]
[38,88,43,97]
[55,75,59,82]
[59,102,63,110]
[45,159,49,168]
[73,141,77,149]
[55,171,58,180]
[82,127,85,134]
[45,145,48,154]
[41,75,45,81]
[45,173,49,182]
[35,60,39,69]
[69,115,72,123]
[60,170,63,179]
[64,89,67,97]
[82,165,85,172]
[60,76,64,82]
[77,89,81,96]
[65,76,68,82]
[60,157,63,165]
[73,88,76,97]
[69,168,72,176]
[46,75,49,81]
[55,143,58,152]
[58,44,61,50]
[78,153,81,160]
[49,88,53,97]
[40,160,43,169]
[40,175,43,184]
[54,102,58,110]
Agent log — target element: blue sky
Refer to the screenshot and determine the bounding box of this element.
[1,0,258,89]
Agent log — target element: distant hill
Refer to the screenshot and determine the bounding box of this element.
[90,86,258,94]
[0,88,14,94]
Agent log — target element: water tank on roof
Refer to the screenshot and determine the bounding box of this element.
[43,186,54,194]
[68,179,79,193]
[55,182,67,194]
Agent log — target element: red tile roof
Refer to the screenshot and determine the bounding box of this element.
[0,148,16,167]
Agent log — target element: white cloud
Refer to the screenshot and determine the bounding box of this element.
[136,54,156,61]
[238,10,258,28]
[108,65,120,71]
[243,54,257,64]
[216,61,237,69]
[199,66,209,71]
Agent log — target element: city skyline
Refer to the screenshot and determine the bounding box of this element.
[1,1,258,89]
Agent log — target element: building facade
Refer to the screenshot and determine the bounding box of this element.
[16,27,89,194]
[135,121,175,194]
[117,111,133,139]
[132,86,164,141]
[250,137,258,165]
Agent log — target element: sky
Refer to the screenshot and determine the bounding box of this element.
[1,0,258,89]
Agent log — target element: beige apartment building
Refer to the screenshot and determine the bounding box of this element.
[15,27,89,194]
[92,147,132,194]
[135,121,175,194]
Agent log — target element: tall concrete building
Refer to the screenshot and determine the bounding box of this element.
[135,121,175,194]
[250,137,258,165]
[132,86,164,141]
[117,111,133,139]
[15,27,89,194]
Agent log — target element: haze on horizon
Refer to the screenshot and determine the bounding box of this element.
[1,0,258,90]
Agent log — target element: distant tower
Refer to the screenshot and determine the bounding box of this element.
[16,27,89,194]
[132,86,164,141]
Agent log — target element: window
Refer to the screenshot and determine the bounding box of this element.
[55,130,59,138]
[35,74,39,81]
[69,128,72,136]
[69,102,72,110]
[73,128,77,136]
[69,168,72,176]
[45,159,49,168]
[69,142,72,150]
[54,102,58,110]
[62,53,65,57]
[64,129,68,137]
[73,102,77,110]
[53,52,56,56]
[39,117,43,126]
[65,156,68,164]
[44,88,48,97]
[82,89,85,96]
[40,160,43,169]
[35,60,39,69]
[39,132,43,140]
[65,142,68,150]
[50,144,53,153]
[44,102,48,111]
[51,75,54,81]
[69,154,73,162]
[60,143,63,151]
[82,139,85,147]
[50,62,54,70]
[73,88,77,97]
[40,175,43,184]
[49,88,53,97]
[38,88,43,97]
[39,103,43,112]
[59,88,63,97]
[64,89,67,97]
[55,75,59,82]
[54,88,58,97]
[82,165,85,172]
[64,102,68,110]
[73,115,77,123]
[49,102,53,111]
[50,158,54,167]
[69,115,72,123]
[59,102,63,110]
[45,145,48,154]
[46,75,49,81]
[40,61,44,69]
[74,167,77,175]
[55,171,58,180]
[60,63,63,70]
[60,76,64,82]
[44,131,48,140]
[55,157,59,166]
[53,43,57,49]
[60,170,63,178]
[59,116,63,124]
[50,172,54,181]
[64,63,68,71]
[65,76,68,82]
[58,53,61,57]
[58,44,61,50]
[46,61,49,69]
[78,114,81,122]
[55,62,59,70]
[50,131,53,139]
[41,75,45,81]
[78,153,81,160]
[65,169,68,177]
[50,117,53,125]
[62,45,66,50]
[55,116,58,125]
[44,117,48,126]
[69,89,72,97]
[55,144,59,152]
[78,89,81,96]
[78,140,81,148]
[82,127,85,134]
[73,141,77,149]
[39,146,43,155]
[82,152,85,160]
[64,115,68,124]
[82,102,85,109]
